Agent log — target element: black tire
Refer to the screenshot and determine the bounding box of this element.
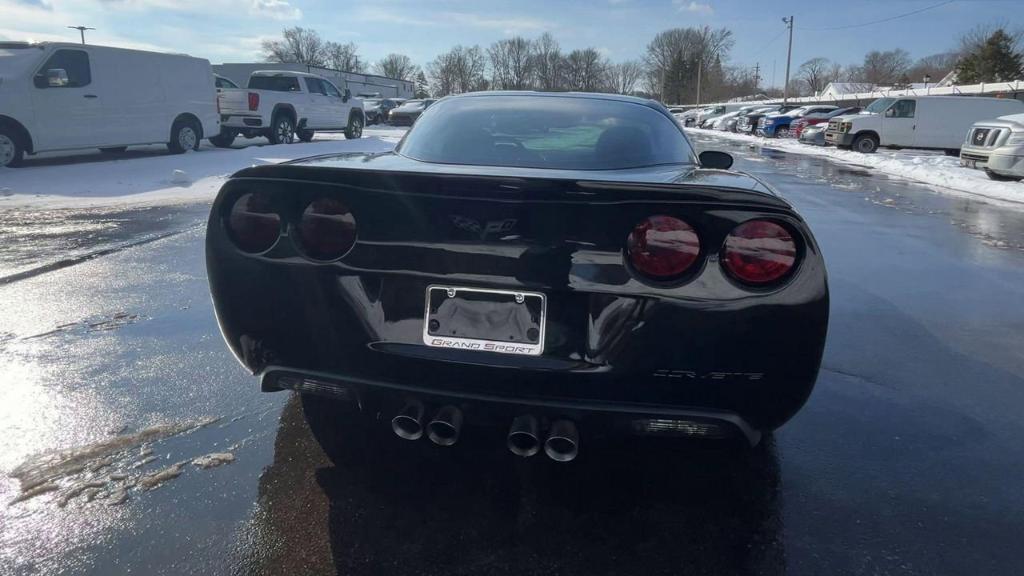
[344,113,364,140]
[297,128,315,142]
[986,170,1023,182]
[944,149,960,157]
[99,146,128,154]
[268,113,295,145]
[0,125,26,168]
[167,117,201,154]
[775,126,790,138]
[209,131,236,148]
[852,133,879,154]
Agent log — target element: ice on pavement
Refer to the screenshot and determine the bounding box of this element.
[0,127,405,209]
[10,416,219,493]
[192,452,235,469]
[686,128,1024,206]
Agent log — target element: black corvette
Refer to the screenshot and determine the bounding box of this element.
[206,92,828,461]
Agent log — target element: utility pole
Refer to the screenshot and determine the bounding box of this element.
[695,57,702,106]
[67,25,95,44]
[753,62,761,91]
[782,16,794,104]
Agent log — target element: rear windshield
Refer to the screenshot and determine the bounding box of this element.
[248,75,301,92]
[397,95,694,170]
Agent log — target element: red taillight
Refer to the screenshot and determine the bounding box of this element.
[248,92,259,111]
[626,216,700,279]
[722,220,797,285]
[297,198,357,261]
[227,192,280,253]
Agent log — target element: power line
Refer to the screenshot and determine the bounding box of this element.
[799,0,955,32]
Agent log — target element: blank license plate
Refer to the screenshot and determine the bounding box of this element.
[423,286,546,356]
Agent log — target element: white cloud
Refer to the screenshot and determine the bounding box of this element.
[441,12,552,35]
[249,0,301,21]
[674,1,713,15]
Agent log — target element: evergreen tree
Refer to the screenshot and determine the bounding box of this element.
[414,71,430,98]
[957,29,1024,83]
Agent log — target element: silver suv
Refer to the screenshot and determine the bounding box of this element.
[960,113,1024,182]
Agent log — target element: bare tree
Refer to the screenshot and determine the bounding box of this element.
[262,27,327,66]
[855,49,912,85]
[644,26,733,102]
[427,45,488,96]
[324,41,364,72]
[797,57,832,95]
[532,32,563,91]
[607,60,645,94]
[563,48,607,92]
[374,53,419,80]
[488,37,534,90]
[907,52,958,82]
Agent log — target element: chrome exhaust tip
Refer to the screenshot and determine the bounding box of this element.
[427,405,463,446]
[391,399,425,440]
[544,419,579,462]
[507,414,541,457]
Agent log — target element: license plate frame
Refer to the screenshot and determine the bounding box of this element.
[422,285,546,356]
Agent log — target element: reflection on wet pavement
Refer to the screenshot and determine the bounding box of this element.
[237,396,784,576]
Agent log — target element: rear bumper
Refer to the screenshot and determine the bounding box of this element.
[221,114,264,129]
[262,366,762,445]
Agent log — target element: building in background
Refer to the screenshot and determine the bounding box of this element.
[213,63,414,98]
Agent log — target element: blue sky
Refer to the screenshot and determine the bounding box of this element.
[2,0,1018,84]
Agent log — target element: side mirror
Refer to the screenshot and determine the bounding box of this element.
[37,68,68,88]
[698,150,733,170]
[343,88,351,103]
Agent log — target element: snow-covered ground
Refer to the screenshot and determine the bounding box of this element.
[0,126,408,209]
[686,128,1024,206]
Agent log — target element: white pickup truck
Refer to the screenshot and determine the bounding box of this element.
[212,70,364,147]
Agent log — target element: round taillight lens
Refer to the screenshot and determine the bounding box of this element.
[227,192,280,253]
[626,216,700,279]
[297,198,357,261]
[722,220,797,285]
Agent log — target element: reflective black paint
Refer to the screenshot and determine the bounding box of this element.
[205,150,829,436]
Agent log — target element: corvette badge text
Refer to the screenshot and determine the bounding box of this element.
[428,337,540,356]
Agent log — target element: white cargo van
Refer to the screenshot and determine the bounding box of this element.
[824,96,1024,154]
[0,41,219,167]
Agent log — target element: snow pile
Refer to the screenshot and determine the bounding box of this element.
[0,126,407,209]
[687,128,1024,205]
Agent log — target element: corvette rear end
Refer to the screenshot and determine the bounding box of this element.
[205,92,828,460]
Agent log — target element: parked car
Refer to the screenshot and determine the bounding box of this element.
[387,98,437,126]
[710,111,741,130]
[214,74,239,90]
[697,103,748,128]
[378,98,406,123]
[362,98,382,124]
[214,70,365,147]
[678,107,709,127]
[206,92,828,461]
[798,123,828,146]
[791,107,861,138]
[737,105,799,135]
[0,41,219,167]
[758,105,837,138]
[825,96,1024,154]
[960,113,1024,181]
[729,105,776,133]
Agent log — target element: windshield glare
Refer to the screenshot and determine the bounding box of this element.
[865,98,896,114]
[398,95,693,170]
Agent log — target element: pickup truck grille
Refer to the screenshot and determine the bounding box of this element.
[827,119,850,133]
[967,128,1002,148]
[961,152,989,163]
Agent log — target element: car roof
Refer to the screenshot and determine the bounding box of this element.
[448,91,666,112]
[251,70,323,79]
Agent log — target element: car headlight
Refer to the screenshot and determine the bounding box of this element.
[1007,133,1024,145]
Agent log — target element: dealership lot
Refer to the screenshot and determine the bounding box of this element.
[2,131,1023,575]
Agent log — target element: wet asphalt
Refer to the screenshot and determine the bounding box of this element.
[2,135,1024,575]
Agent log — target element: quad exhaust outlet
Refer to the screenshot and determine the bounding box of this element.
[427,405,463,446]
[544,419,579,462]
[507,414,541,457]
[391,399,425,440]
